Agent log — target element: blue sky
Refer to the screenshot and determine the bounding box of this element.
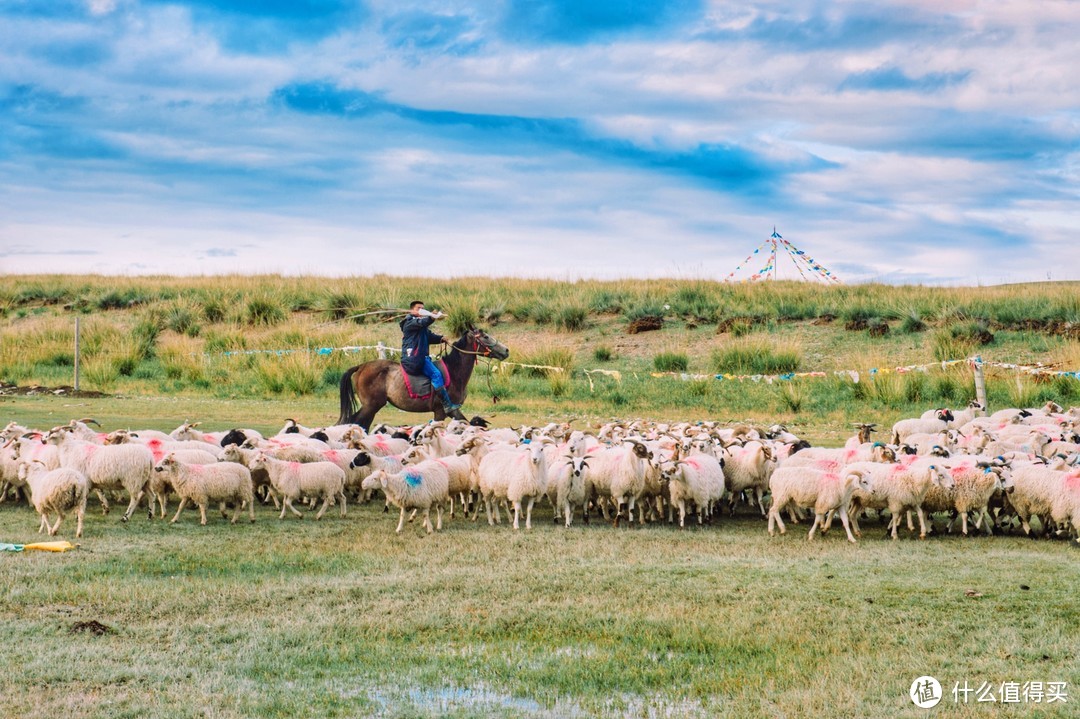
[1,0,1078,284]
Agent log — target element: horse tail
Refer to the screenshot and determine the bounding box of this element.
[338,365,360,425]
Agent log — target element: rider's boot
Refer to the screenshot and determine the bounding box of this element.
[437,388,463,418]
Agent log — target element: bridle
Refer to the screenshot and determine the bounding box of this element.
[449,329,499,358]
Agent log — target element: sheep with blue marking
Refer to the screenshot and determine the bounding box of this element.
[361,460,449,535]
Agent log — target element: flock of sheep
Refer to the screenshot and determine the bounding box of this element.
[2,400,1080,544]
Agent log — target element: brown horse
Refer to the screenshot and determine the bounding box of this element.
[337,326,509,429]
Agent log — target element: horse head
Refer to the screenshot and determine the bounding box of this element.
[462,325,510,361]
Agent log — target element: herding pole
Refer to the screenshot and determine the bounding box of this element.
[73,316,81,391]
[972,356,988,413]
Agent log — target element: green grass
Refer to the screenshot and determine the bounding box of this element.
[0,449,1076,719]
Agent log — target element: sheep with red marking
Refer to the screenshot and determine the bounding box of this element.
[249,452,347,521]
[659,448,726,528]
[767,465,870,543]
[44,425,153,522]
[920,457,1014,536]
[153,453,254,525]
[844,458,954,540]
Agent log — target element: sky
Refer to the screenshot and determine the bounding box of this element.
[1,0,1078,285]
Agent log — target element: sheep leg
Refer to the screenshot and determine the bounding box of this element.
[198,503,209,526]
[120,490,143,523]
[49,511,66,536]
[157,491,168,520]
[407,508,418,523]
[230,501,242,524]
[770,501,787,536]
[282,497,304,519]
[627,496,637,526]
[525,497,535,530]
[395,506,407,534]
[422,507,433,534]
[849,507,862,538]
[512,501,522,530]
[755,488,767,517]
[219,501,229,520]
[678,500,686,529]
[75,503,85,538]
[37,513,48,534]
[821,509,835,533]
[839,508,857,543]
[960,511,969,536]
[96,489,110,515]
[170,498,189,524]
[916,506,929,539]
[808,513,822,540]
[484,496,495,526]
[338,491,347,518]
[435,503,443,531]
[314,496,331,520]
[906,511,915,532]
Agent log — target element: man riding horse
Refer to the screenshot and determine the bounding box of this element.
[400,300,461,417]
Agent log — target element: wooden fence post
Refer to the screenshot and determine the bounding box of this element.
[74,316,81,391]
[972,356,988,413]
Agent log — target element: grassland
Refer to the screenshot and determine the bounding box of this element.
[2,275,1080,718]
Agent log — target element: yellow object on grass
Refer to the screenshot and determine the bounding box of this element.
[23,541,79,552]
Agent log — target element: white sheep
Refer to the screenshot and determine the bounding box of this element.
[477,439,553,530]
[720,440,773,516]
[153,454,254,525]
[1006,462,1075,537]
[361,461,449,534]
[892,409,953,444]
[660,448,726,528]
[1048,471,1080,540]
[546,454,592,527]
[248,452,347,520]
[767,466,870,543]
[587,438,652,527]
[921,458,1013,536]
[844,459,954,540]
[146,448,219,519]
[16,461,90,538]
[403,445,473,519]
[44,425,153,522]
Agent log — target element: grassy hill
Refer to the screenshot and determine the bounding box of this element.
[2,275,1079,440]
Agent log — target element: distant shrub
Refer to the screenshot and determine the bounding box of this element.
[516,348,574,378]
[165,303,200,337]
[321,291,361,322]
[712,339,801,375]
[593,345,614,362]
[530,303,554,325]
[245,296,286,327]
[201,297,228,324]
[446,305,479,336]
[555,306,588,332]
[653,352,689,372]
[779,382,803,413]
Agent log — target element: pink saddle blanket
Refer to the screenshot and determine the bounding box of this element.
[401,361,451,400]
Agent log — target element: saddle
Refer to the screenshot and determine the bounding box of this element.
[400,361,451,400]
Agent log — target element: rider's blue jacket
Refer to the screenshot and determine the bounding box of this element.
[399,315,445,373]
